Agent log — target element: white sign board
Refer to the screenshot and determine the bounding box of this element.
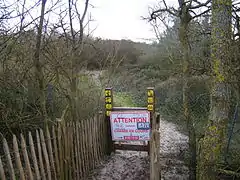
[110,111,150,141]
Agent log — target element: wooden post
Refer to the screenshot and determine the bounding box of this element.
[40,129,52,180]
[52,126,60,179]
[46,127,57,180]
[0,156,6,180]
[3,138,16,180]
[21,133,34,180]
[105,87,114,155]
[148,87,160,180]
[147,87,155,155]
[29,132,41,180]
[13,135,25,180]
[36,130,46,180]
[150,113,161,180]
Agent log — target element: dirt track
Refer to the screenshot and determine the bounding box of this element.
[88,120,189,180]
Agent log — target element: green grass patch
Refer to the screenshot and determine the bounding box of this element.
[114,92,136,107]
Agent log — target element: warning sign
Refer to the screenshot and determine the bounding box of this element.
[110,111,150,141]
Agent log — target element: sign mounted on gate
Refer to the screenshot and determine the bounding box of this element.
[110,111,150,141]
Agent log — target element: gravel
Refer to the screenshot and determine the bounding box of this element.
[88,119,189,180]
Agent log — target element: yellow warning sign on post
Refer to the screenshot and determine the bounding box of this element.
[105,88,113,116]
[147,87,155,112]
[147,104,153,111]
[105,104,112,109]
[105,97,112,103]
[105,90,111,97]
[147,97,154,104]
[147,90,154,97]
[106,110,111,116]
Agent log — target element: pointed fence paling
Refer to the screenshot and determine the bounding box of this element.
[0,113,109,179]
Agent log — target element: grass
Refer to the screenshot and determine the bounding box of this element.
[113,92,136,107]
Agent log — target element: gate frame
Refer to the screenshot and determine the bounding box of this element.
[104,87,155,154]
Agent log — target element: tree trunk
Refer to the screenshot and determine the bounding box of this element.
[197,0,232,179]
[179,3,197,180]
[68,0,79,122]
[67,0,89,122]
[33,0,48,128]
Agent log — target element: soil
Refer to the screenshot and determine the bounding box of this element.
[88,119,189,180]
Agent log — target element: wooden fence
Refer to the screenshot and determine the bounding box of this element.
[0,113,109,180]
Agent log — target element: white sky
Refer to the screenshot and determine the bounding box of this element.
[89,0,177,42]
[5,0,177,43]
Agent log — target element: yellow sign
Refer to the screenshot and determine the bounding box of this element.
[147,104,153,111]
[105,90,111,96]
[105,97,112,103]
[147,97,154,104]
[147,88,154,111]
[105,88,112,116]
[106,111,111,116]
[106,104,112,109]
[147,90,154,97]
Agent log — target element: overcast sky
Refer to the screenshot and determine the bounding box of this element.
[6,0,177,43]
[89,0,177,42]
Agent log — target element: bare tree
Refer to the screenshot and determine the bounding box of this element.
[33,0,48,127]
[67,0,90,122]
[149,1,211,179]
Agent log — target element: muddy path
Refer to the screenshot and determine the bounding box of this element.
[88,120,189,180]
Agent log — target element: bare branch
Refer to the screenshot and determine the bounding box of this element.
[190,0,211,9]
[191,8,211,20]
[163,0,168,10]
[149,21,161,42]
[233,1,240,6]
[68,0,75,43]
[150,0,211,22]
[150,0,178,21]
[150,8,177,20]
[81,0,90,23]
[75,0,90,45]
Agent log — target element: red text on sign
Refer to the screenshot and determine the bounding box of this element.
[113,117,147,123]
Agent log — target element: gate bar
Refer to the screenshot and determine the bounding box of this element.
[114,144,149,152]
[112,107,147,111]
